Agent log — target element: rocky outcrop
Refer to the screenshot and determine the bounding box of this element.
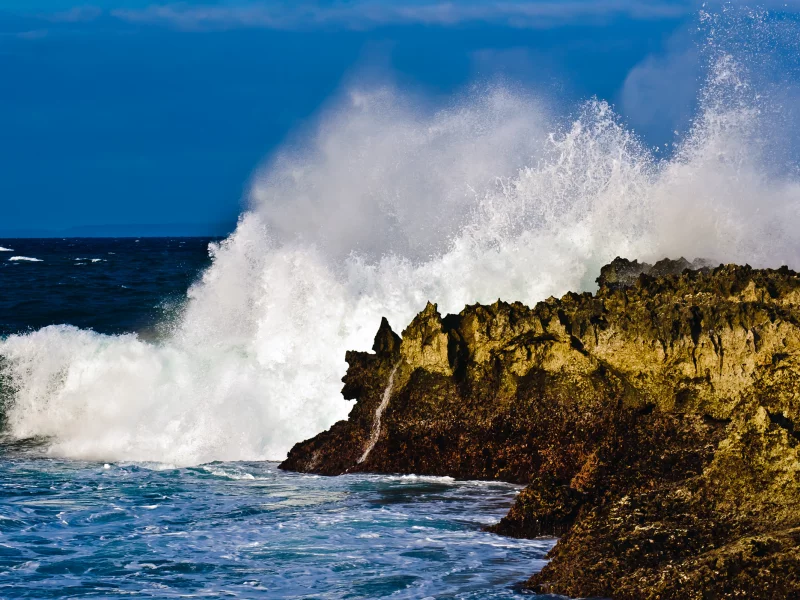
[280,258,800,598]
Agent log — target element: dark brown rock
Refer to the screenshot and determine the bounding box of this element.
[280,260,800,598]
[596,256,712,290]
[372,316,401,357]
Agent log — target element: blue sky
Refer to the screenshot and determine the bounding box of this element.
[0,1,795,236]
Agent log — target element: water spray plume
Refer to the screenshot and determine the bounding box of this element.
[1,11,798,464]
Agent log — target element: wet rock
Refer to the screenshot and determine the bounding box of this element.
[280,259,800,598]
[596,256,653,290]
[372,316,401,357]
[596,256,713,290]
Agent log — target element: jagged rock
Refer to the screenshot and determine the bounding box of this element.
[372,317,401,356]
[596,256,712,290]
[399,302,452,376]
[280,259,800,598]
[596,256,652,289]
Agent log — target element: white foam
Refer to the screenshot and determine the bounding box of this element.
[1,23,799,465]
[8,256,42,262]
[389,474,457,483]
[0,247,13,252]
[204,466,257,480]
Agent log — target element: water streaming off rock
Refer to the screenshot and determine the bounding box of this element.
[359,363,401,464]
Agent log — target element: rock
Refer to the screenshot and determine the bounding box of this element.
[372,317,401,356]
[280,259,800,598]
[399,302,452,376]
[596,256,713,290]
[596,256,652,289]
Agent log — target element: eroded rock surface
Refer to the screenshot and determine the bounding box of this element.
[280,258,800,598]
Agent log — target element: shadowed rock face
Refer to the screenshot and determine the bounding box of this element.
[280,258,800,599]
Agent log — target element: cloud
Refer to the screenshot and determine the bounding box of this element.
[108,1,692,32]
[619,32,701,142]
[619,2,800,147]
[15,29,49,40]
[48,6,103,23]
[14,1,800,35]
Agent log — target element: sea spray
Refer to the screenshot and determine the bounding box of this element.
[1,12,799,465]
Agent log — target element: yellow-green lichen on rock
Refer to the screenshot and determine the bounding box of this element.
[399,302,452,377]
[282,258,800,598]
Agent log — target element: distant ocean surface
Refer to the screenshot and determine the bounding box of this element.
[0,238,217,337]
[0,238,554,599]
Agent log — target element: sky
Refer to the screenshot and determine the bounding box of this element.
[0,0,795,236]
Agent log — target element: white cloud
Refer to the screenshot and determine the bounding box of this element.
[13,0,799,44]
[11,0,800,33]
[48,6,103,23]
[15,29,49,40]
[619,34,701,141]
[109,1,692,32]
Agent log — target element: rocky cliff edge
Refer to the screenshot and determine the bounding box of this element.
[280,258,800,599]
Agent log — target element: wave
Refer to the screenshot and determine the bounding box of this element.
[0,247,13,252]
[74,258,106,264]
[1,10,799,465]
[8,256,43,262]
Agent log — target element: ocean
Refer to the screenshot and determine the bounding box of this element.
[0,238,220,337]
[0,238,554,599]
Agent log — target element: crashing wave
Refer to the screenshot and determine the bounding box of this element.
[0,11,798,465]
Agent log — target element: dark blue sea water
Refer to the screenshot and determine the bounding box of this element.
[0,239,555,599]
[0,238,216,337]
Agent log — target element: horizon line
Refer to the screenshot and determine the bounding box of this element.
[0,222,237,239]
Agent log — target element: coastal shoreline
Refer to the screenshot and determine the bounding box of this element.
[281,258,800,599]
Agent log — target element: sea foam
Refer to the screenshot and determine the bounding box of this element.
[1,11,799,465]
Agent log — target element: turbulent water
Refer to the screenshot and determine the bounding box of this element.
[0,444,552,599]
